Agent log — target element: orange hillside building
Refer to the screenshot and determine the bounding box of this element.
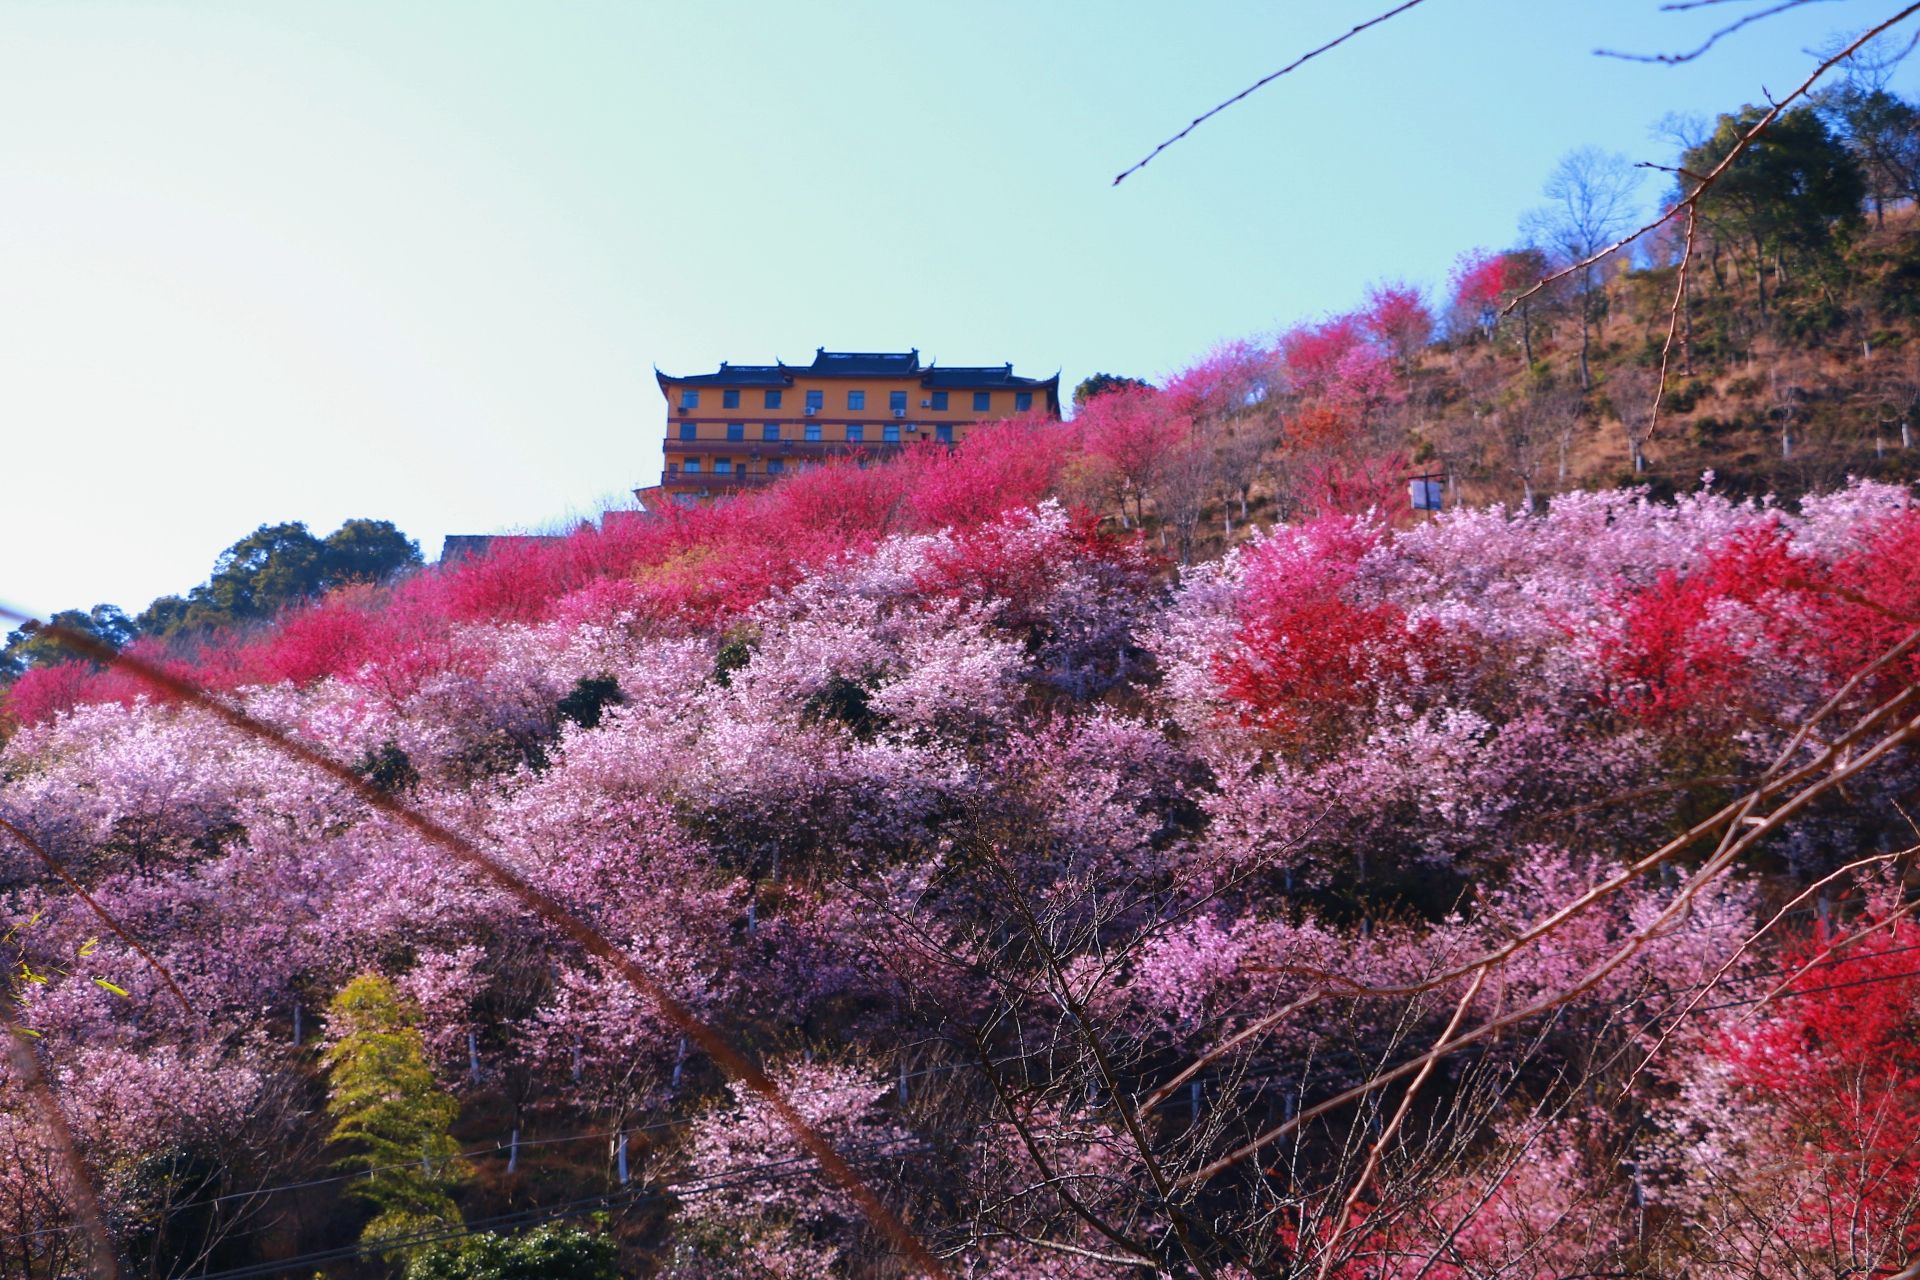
[642,348,1060,504]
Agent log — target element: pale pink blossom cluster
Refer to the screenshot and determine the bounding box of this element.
[4,478,1919,1273]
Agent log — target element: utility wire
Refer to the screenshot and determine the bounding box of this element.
[186,1140,927,1280]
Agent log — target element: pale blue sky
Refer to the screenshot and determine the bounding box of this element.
[2,0,1912,617]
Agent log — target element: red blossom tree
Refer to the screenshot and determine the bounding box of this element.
[1361,281,1434,375]
[1076,382,1191,527]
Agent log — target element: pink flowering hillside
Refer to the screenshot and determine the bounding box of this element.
[7,468,1920,1278]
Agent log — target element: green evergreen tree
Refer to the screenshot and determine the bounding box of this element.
[1683,104,1866,314]
[0,604,136,676]
[323,974,466,1256]
[1071,371,1152,412]
[402,1223,618,1280]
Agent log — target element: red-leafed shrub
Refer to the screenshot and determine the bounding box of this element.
[1300,450,1415,522]
[1280,314,1367,400]
[915,504,1147,632]
[908,419,1072,530]
[431,537,583,624]
[1215,517,1450,738]
[1596,523,1803,722]
[1811,507,1920,686]
[236,587,391,687]
[1450,249,1512,314]
[1,637,200,725]
[1707,912,1920,1259]
[1362,281,1433,369]
[1076,384,1190,523]
[4,661,100,726]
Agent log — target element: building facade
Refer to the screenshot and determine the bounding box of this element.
[646,348,1060,503]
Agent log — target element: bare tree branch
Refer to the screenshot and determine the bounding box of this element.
[0,815,196,1019]
[1,983,119,1280]
[1112,0,1436,186]
[0,608,954,1280]
[1598,0,1848,64]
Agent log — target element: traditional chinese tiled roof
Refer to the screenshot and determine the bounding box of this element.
[919,364,1058,390]
[657,348,1057,394]
[654,361,792,388]
[796,348,922,376]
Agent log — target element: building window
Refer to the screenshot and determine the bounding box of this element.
[679,389,700,409]
[935,424,954,444]
[684,458,702,473]
[727,422,745,441]
[765,389,783,409]
[723,389,741,409]
[806,389,824,412]
[848,389,866,410]
[930,391,948,410]
[763,423,780,441]
[715,458,733,475]
[1015,391,1033,412]
[846,423,864,443]
[678,422,696,441]
[805,423,823,442]
[973,391,991,412]
[768,459,785,474]
[889,389,907,413]
[883,424,901,443]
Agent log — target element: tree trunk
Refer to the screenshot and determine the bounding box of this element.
[1578,267,1594,390]
[1681,276,1694,376]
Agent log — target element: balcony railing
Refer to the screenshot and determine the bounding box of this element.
[661,467,784,489]
[670,438,918,456]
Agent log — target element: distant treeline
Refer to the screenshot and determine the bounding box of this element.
[2,519,420,678]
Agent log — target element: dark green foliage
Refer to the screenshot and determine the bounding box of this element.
[445,730,548,782]
[321,518,424,586]
[712,634,755,687]
[802,674,884,738]
[1664,379,1710,414]
[1777,297,1847,342]
[0,604,137,677]
[353,743,419,795]
[402,1223,618,1280]
[1826,86,1920,212]
[1071,371,1152,410]
[1683,105,1865,278]
[1690,415,1739,447]
[556,675,625,730]
[135,518,422,639]
[121,1148,233,1278]
[1875,252,1920,318]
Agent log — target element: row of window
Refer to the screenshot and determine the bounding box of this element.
[678,387,1029,413]
[678,457,779,476]
[677,422,957,444]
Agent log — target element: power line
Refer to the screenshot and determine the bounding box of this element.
[1,1053,1000,1246]
[187,1140,927,1280]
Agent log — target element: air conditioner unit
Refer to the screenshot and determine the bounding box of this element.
[805,406,818,416]
[920,400,932,408]
[892,408,906,418]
